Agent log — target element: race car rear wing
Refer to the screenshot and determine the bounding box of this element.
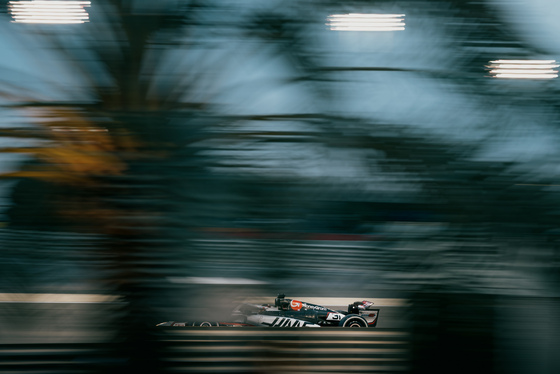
[348,300,374,314]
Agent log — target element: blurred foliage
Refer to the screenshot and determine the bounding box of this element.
[0,0,559,308]
[1,1,560,373]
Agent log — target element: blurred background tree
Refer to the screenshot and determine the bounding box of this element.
[1,1,560,373]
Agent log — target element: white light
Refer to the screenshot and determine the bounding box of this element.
[487,59,558,79]
[495,73,558,79]
[489,64,559,69]
[490,59,555,64]
[328,13,405,31]
[12,19,85,23]
[490,69,557,75]
[9,0,91,24]
[330,26,406,31]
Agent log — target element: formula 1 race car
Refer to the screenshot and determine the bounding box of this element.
[157,294,379,328]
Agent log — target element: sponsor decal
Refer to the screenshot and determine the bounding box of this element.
[301,303,327,311]
[326,312,344,321]
[262,317,309,327]
[290,300,303,311]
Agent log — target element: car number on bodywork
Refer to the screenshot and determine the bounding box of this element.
[326,312,345,321]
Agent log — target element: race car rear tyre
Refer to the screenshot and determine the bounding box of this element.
[340,315,368,328]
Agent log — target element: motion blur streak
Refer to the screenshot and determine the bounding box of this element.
[327,14,406,31]
[487,59,559,79]
[1,1,560,374]
[494,73,558,79]
[156,328,410,373]
[8,1,91,24]
[0,293,121,303]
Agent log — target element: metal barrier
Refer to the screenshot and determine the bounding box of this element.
[156,327,411,373]
[0,342,124,374]
[0,328,410,373]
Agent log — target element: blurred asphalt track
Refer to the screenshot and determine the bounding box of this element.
[0,294,409,344]
[1,295,559,373]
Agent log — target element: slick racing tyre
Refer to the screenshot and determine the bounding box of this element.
[339,315,368,328]
[193,321,219,327]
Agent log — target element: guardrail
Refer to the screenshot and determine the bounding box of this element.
[157,327,411,373]
[0,328,411,373]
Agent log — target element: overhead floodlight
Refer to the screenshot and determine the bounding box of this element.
[487,59,558,79]
[8,1,91,24]
[327,13,405,31]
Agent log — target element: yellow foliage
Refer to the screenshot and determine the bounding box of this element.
[0,107,156,234]
[1,107,131,183]
[0,170,91,185]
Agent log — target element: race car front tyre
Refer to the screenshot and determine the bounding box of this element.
[193,321,219,327]
[339,315,368,328]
